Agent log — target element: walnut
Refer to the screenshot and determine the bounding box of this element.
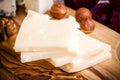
[0,18,19,42]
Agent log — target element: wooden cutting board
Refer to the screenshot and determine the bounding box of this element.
[1,6,120,80]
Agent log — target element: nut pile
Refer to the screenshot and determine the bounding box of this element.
[0,18,19,42]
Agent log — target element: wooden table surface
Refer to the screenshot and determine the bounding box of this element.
[1,6,120,80]
[68,7,120,80]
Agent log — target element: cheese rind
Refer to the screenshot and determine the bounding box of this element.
[24,0,53,13]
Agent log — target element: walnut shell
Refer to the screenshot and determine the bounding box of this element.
[0,18,19,42]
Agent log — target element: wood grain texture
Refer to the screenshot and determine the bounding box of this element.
[0,6,120,80]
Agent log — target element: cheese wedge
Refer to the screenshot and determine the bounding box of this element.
[24,0,53,13]
[60,51,111,73]
[47,29,111,68]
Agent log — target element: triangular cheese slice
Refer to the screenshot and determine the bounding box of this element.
[47,30,111,70]
[13,10,80,63]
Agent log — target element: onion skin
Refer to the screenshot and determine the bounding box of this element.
[49,3,67,19]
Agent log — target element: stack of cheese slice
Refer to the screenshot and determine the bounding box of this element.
[14,10,79,63]
[47,29,111,72]
[14,10,111,73]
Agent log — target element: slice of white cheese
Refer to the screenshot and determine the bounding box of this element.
[14,10,79,56]
[60,51,111,73]
[20,28,78,63]
[47,29,111,69]
[24,0,53,13]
